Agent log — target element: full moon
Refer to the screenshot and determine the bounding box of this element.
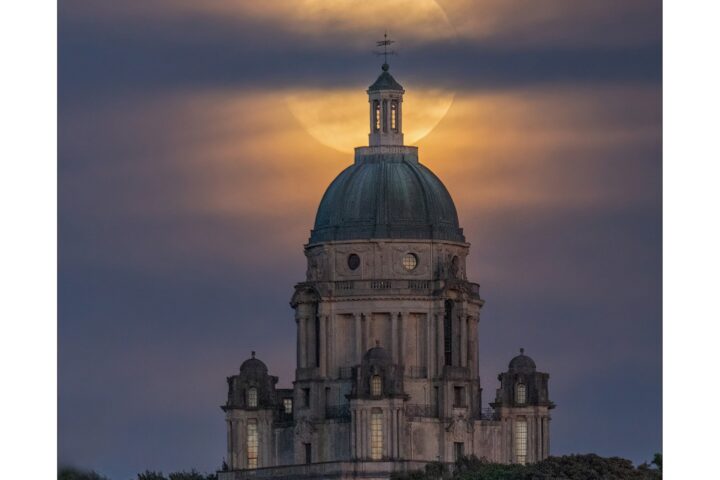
[284,0,456,153]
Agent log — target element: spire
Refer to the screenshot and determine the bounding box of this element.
[375,31,396,68]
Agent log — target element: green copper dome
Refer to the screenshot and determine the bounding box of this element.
[309,149,465,244]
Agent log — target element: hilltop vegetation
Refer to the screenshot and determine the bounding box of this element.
[391,454,662,480]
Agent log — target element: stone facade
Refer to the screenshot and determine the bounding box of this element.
[219,63,554,480]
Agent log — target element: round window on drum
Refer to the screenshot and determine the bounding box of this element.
[402,253,418,271]
[347,253,360,270]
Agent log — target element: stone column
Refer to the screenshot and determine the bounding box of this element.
[355,313,362,363]
[399,312,406,361]
[436,311,444,373]
[426,314,433,377]
[543,416,549,459]
[227,419,234,469]
[298,317,307,368]
[391,312,398,363]
[319,314,327,377]
[350,410,357,458]
[363,313,370,353]
[460,311,468,368]
[362,409,368,459]
[384,407,391,459]
[470,316,478,377]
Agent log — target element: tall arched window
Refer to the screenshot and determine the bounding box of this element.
[373,101,381,132]
[247,387,258,408]
[370,375,382,397]
[514,418,527,464]
[390,100,398,132]
[515,384,527,405]
[247,419,258,468]
[370,409,383,460]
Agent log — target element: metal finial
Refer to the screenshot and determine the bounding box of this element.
[520,348,524,355]
[375,339,380,347]
[375,31,397,68]
[251,350,256,358]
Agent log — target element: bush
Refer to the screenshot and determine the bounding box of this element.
[392,454,662,480]
[58,467,109,480]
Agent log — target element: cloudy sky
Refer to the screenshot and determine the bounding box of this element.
[59,1,661,478]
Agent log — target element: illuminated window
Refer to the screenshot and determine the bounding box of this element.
[391,101,398,132]
[402,253,418,271]
[515,384,527,404]
[370,409,383,460]
[247,387,257,408]
[370,375,382,397]
[283,398,293,414]
[247,419,258,468]
[514,418,527,464]
[374,101,381,131]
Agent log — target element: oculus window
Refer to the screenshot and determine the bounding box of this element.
[347,253,360,270]
[402,253,418,271]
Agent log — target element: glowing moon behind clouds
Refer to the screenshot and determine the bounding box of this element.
[284,0,456,153]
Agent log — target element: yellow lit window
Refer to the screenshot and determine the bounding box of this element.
[391,101,398,131]
[374,101,381,131]
[514,418,527,464]
[370,410,383,460]
[247,419,258,468]
[247,387,257,408]
[515,384,526,404]
[371,375,382,397]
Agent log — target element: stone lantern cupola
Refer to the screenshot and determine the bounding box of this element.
[368,63,405,146]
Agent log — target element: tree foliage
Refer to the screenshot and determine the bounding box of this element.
[392,454,662,480]
[58,467,109,480]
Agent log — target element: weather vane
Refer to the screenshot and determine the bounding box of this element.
[374,31,397,66]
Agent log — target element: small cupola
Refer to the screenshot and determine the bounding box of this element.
[367,62,405,147]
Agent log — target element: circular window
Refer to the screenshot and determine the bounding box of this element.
[347,253,360,270]
[402,253,418,271]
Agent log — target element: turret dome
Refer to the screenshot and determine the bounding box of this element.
[239,352,268,376]
[508,348,537,373]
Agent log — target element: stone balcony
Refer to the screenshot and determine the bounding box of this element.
[304,279,480,298]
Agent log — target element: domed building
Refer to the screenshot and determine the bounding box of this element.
[219,62,554,480]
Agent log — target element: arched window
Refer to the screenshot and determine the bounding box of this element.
[515,384,527,405]
[391,100,398,132]
[247,387,258,408]
[514,418,527,464]
[373,100,381,132]
[370,409,383,459]
[247,419,258,468]
[371,375,382,397]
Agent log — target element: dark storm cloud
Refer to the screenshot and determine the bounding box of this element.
[59,0,660,104]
